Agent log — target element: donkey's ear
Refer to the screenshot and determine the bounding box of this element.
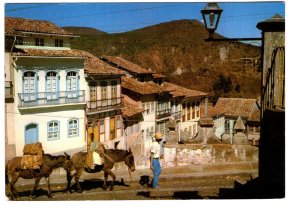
[128,147,132,153]
[64,152,70,159]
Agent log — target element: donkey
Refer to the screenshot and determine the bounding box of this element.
[66,148,135,193]
[5,153,70,200]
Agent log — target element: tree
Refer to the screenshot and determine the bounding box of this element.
[211,74,233,104]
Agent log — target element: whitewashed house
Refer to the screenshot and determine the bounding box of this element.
[5,17,87,158]
[211,97,260,144]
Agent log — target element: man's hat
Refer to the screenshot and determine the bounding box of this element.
[155,132,163,140]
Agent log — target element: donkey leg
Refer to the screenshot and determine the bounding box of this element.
[106,169,116,191]
[9,174,20,200]
[74,169,83,193]
[45,176,54,198]
[29,177,41,200]
[66,171,74,193]
[103,172,109,190]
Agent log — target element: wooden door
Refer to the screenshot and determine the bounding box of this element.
[110,117,116,140]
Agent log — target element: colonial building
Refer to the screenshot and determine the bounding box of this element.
[83,52,125,150]
[100,55,209,143]
[5,17,88,158]
[211,97,260,144]
[161,82,208,138]
[4,17,127,161]
[120,76,166,155]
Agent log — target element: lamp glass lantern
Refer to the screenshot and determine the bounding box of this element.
[201,2,223,39]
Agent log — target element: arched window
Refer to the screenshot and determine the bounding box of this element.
[23,71,37,101]
[48,121,60,140]
[66,71,77,90]
[100,81,107,106]
[68,119,79,137]
[66,71,78,98]
[111,80,118,105]
[89,82,97,101]
[46,71,58,100]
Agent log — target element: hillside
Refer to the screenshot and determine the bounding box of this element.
[63,26,108,36]
[63,20,261,102]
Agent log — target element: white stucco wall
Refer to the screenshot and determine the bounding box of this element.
[140,100,156,156]
[12,57,87,156]
[14,109,86,156]
[214,116,225,139]
[15,35,71,49]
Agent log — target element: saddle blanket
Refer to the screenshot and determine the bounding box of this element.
[23,142,43,155]
[21,142,44,169]
[21,154,43,169]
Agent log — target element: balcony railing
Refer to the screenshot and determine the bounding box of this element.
[171,111,181,120]
[156,109,171,119]
[5,81,13,99]
[86,97,123,113]
[18,90,85,107]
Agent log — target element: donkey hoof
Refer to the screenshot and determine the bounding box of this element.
[103,186,108,190]
[109,186,114,191]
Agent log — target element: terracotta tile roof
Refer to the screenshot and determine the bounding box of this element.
[82,51,124,75]
[101,56,154,74]
[248,108,260,122]
[152,73,166,78]
[162,82,207,98]
[5,17,75,36]
[13,48,123,75]
[13,48,87,58]
[121,76,163,95]
[213,98,257,118]
[200,105,217,118]
[122,95,144,118]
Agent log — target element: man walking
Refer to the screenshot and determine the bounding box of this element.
[150,132,164,189]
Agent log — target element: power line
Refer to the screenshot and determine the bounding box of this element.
[49,3,185,21]
[6,3,61,12]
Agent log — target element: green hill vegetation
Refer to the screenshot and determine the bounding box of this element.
[63,19,261,101]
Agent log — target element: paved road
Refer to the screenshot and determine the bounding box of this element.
[5,166,256,200]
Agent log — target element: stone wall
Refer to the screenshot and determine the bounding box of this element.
[161,144,258,168]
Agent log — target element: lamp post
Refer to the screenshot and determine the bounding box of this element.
[201,2,261,41]
[201,2,223,40]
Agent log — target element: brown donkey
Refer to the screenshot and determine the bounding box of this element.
[5,153,70,200]
[66,148,135,193]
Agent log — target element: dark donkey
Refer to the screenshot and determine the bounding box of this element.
[5,153,70,200]
[66,148,135,193]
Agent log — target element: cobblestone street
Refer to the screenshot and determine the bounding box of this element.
[5,162,257,200]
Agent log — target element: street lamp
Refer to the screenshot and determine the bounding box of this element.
[201,2,261,41]
[201,2,223,39]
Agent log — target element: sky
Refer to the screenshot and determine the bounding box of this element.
[4,1,285,40]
